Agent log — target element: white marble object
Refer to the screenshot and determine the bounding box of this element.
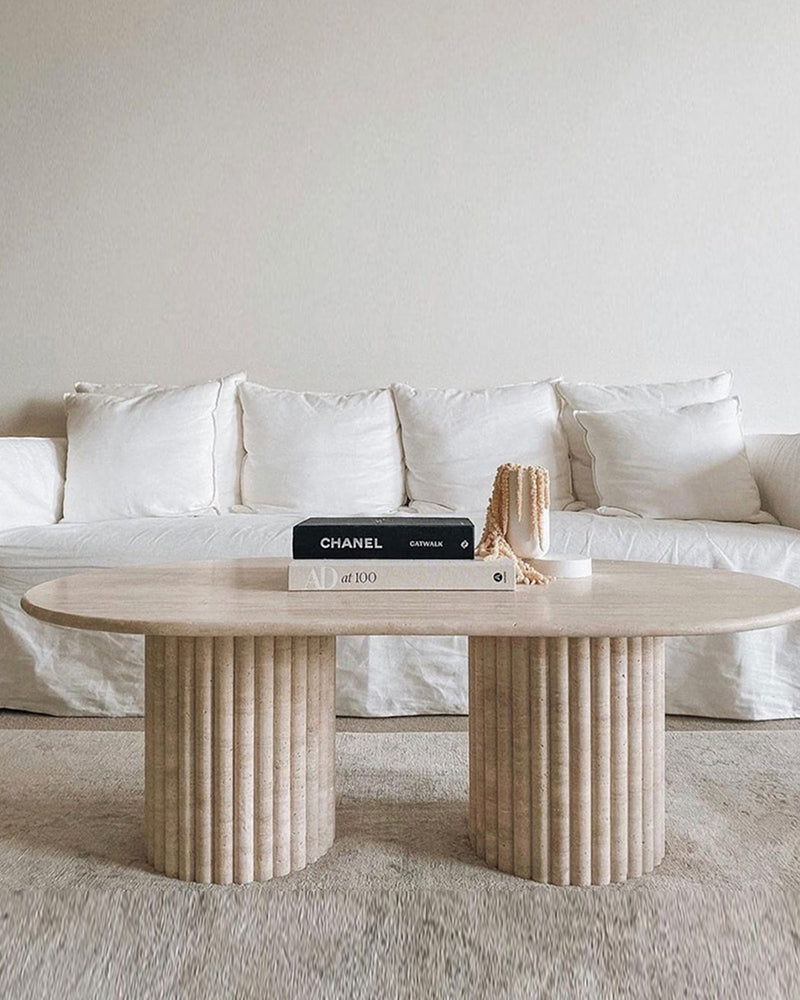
[531,553,593,578]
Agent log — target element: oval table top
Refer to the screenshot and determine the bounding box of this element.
[20,558,800,639]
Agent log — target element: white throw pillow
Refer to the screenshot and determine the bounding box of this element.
[556,372,733,508]
[239,383,405,514]
[0,438,66,531]
[574,397,771,522]
[63,383,219,522]
[392,381,573,512]
[74,372,246,511]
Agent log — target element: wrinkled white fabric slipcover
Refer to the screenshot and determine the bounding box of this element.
[1,510,798,719]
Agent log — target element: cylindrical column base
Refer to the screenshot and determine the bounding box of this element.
[468,635,666,885]
[145,634,336,884]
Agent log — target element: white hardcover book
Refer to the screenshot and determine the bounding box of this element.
[288,558,516,591]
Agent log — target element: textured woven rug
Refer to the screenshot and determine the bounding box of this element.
[0,730,798,998]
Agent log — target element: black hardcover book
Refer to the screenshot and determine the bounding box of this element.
[292,517,475,560]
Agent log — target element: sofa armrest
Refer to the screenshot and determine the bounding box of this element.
[746,433,800,531]
[0,437,66,531]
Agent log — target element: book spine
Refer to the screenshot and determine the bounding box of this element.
[292,524,474,560]
[288,559,515,591]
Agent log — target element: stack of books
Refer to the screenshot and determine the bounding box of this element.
[288,517,515,591]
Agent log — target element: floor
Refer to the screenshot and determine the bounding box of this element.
[2,713,799,1000]
[1,709,799,732]
[2,707,798,999]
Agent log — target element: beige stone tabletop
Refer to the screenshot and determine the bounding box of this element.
[21,557,800,638]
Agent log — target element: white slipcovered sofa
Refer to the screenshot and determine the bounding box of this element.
[1,374,799,720]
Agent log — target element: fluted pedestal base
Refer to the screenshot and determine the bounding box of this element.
[144,635,336,884]
[468,635,666,885]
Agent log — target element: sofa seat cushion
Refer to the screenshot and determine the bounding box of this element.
[0,511,300,571]
[551,509,800,571]
[5,507,796,577]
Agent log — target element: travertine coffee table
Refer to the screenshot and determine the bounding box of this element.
[22,558,800,886]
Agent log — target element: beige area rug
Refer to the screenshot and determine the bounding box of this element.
[0,730,798,999]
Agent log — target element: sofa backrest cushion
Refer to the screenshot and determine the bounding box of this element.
[575,397,772,522]
[239,383,405,514]
[393,381,573,512]
[556,371,733,508]
[63,383,219,522]
[0,437,66,531]
[74,372,246,511]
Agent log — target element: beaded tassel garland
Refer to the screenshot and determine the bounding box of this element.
[476,464,551,585]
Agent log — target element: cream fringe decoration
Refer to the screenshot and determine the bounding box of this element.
[476,464,551,585]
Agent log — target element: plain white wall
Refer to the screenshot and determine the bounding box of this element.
[2,0,799,436]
